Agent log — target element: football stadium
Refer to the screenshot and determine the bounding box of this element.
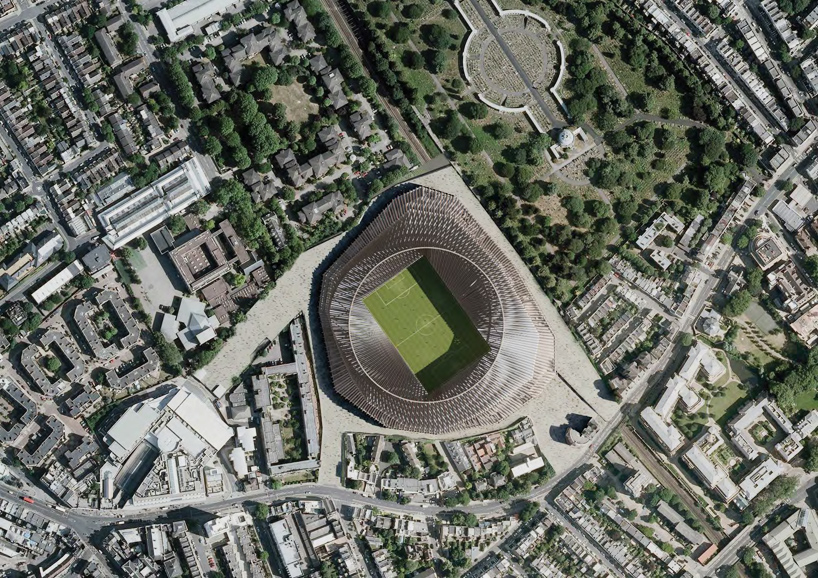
[319,187,555,434]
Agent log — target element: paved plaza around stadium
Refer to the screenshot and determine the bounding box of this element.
[201,165,620,487]
[363,257,490,392]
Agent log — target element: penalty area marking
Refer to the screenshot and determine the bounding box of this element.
[376,280,418,307]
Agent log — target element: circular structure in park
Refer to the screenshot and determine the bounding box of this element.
[319,187,555,434]
[459,2,565,128]
[477,26,554,98]
[558,128,574,147]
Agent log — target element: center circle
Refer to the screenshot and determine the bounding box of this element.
[347,247,504,404]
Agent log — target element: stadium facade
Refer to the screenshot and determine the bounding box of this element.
[319,187,555,434]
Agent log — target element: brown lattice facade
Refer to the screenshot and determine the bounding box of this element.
[319,187,555,434]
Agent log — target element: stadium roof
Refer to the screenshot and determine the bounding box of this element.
[319,187,555,433]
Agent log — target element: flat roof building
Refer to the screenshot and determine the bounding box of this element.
[99,157,210,249]
[158,0,241,42]
[739,456,784,502]
[751,234,787,271]
[682,438,739,502]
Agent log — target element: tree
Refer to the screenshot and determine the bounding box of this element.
[518,500,539,522]
[251,65,278,91]
[76,274,94,290]
[723,289,752,317]
[423,24,451,49]
[697,127,726,163]
[381,450,399,465]
[737,142,758,168]
[228,272,246,287]
[368,0,390,17]
[460,101,488,120]
[426,50,446,74]
[681,332,693,347]
[117,23,139,56]
[167,215,186,236]
[805,255,818,284]
[403,3,423,18]
[490,121,513,139]
[320,561,338,578]
[153,332,183,372]
[254,502,269,520]
[804,439,818,472]
[43,356,61,374]
[390,23,410,43]
[162,55,195,114]
[403,50,423,69]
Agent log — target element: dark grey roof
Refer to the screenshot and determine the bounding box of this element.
[299,191,343,225]
[80,244,111,273]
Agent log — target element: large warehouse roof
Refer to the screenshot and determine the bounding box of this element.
[99,157,210,249]
[166,386,232,450]
[103,381,231,462]
[158,0,240,42]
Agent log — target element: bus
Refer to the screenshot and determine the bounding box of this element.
[21,496,34,504]
[52,505,66,513]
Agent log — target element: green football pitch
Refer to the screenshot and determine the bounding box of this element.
[363,258,489,392]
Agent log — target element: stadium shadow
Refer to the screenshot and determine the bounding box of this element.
[409,259,489,392]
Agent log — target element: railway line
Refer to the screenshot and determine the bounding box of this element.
[319,0,434,163]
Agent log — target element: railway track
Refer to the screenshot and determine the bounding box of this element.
[320,0,434,163]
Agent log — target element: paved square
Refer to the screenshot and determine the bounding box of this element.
[363,258,489,392]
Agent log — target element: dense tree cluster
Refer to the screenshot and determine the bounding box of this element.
[117,23,139,56]
[723,289,752,317]
[153,332,183,375]
[741,475,798,523]
[565,37,632,129]
[162,55,196,115]
[766,348,818,412]
[211,179,274,252]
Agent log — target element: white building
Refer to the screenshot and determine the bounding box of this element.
[728,397,793,460]
[158,0,242,42]
[31,260,84,304]
[270,518,306,578]
[678,341,725,383]
[739,456,784,502]
[99,157,210,249]
[101,380,232,508]
[682,440,739,502]
[160,296,220,351]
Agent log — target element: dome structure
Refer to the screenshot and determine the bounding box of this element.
[319,187,555,434]
[558,128,575,147]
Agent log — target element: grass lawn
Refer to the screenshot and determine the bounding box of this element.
[673,409,708,439]
[793,388,818,412]
[710,380,752,428]
[268,83,318,123]
[363,258,489,391]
